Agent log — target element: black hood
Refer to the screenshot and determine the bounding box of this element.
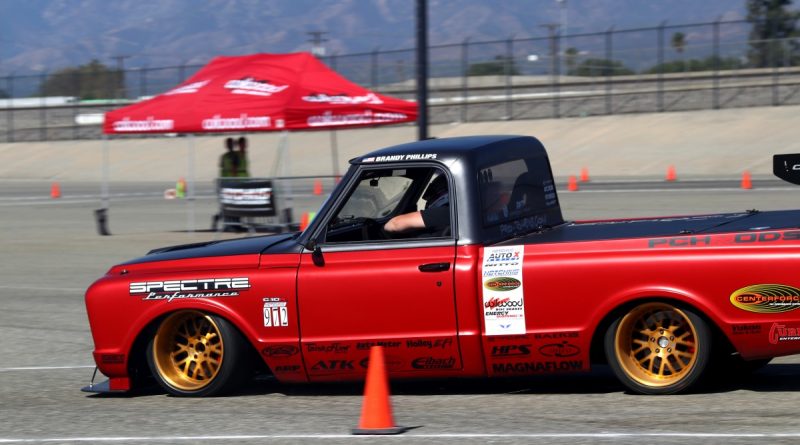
[122,233,302,265]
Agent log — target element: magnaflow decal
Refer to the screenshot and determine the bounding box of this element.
[730,284,800,314]
[482,245,526,336]
[129,277,250,302]
[263,298,289,327]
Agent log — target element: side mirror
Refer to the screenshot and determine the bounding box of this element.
[305,240,325,267]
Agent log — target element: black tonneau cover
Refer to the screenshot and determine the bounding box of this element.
[503,209,800,246]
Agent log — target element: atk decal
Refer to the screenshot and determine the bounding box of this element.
[263,298,289,327]
[538,342,580,358]
[769,323,800,344]
[129,277,250,302]
[730,284,800,313]
[310,360,354,372]
[482,245,526,335]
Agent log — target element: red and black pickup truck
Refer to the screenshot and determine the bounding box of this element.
[85,135,800,396]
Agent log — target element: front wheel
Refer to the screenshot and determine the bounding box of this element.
[605,302,711,395]
[147,310,250,396]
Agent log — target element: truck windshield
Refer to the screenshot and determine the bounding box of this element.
[478,157,558,227]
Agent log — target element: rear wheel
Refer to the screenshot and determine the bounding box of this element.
[605,302,711,395]
[147,310,249,396]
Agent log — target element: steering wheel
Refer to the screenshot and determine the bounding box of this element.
[360,217,392,240]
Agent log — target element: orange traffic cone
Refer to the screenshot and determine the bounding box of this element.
[567,175,579,192]
[741,171,753,189]
[50,182,61,199]
[313,179,323,196]
[352,346,407,435]
[666,165,677,182]
[580,167,590,182]
[299,212,310,231]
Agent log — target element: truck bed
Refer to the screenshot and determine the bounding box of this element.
[505,209,800,245]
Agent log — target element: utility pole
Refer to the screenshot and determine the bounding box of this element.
[416,0,429,140]
[307,31,329,57]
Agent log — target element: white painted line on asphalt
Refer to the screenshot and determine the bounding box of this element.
[0,285,84,292]
[0,365,94,372]
[4,433,800,442]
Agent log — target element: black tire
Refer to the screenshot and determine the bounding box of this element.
[604,302,712,395]
[147,310,250,396]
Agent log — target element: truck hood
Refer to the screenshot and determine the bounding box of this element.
[121,232,302,266]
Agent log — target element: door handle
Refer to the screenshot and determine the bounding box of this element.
[418,262,450,272]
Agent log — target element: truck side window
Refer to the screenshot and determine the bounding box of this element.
[479,158,557,227]
[323,166,451,243]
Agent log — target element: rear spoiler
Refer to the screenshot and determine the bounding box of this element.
[774,154,800,185]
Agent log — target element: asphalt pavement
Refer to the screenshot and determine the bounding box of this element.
[1,179,800,444]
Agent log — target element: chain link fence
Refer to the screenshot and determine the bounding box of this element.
[1,18,799,142]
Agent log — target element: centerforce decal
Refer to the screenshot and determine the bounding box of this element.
[482,245,526,336]
[224,77,288,96]
[129,277,250,302]
[730,284,800,313]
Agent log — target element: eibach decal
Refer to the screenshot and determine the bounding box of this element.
[129,277,250,302]
[729,284,800,314]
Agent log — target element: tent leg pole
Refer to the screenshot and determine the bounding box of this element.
[188,134,195,234]
[94,136,111,236]
[330,130,339,179]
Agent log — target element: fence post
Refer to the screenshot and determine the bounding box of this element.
[461,37,469,122]
[40,71,47,141]
[371,48,379,88]
[605,27,613,115]
[657,21,665,112]
[73,70,81,139]
[713,17,721,109]
[505,36,514,120]
[6,75,13,143]
[771,18,779,106]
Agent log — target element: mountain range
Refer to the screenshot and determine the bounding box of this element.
[0,0,754,75]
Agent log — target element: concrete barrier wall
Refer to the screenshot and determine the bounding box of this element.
[1,105,797,182]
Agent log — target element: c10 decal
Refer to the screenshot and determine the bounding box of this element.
[730,284,800,313]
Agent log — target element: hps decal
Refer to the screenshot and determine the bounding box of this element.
[730,284,800,313]
[483,277,521,292]
[129,277,250,302]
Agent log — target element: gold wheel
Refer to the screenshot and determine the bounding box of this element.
[152,311,225,392]
[614,303,700,388]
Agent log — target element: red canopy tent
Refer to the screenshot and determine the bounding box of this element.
[103,52,417,134]
[99,52,417,233]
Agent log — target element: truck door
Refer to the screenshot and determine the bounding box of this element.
[296,165,461,379]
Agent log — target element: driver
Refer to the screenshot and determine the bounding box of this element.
[384,174,450,234]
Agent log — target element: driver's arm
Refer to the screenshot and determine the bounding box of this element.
[383,211,425,233]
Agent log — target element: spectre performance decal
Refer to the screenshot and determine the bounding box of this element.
[129,277,250,302]
[482,245,526,335]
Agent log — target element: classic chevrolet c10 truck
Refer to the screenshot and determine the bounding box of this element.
[85,135,800,396]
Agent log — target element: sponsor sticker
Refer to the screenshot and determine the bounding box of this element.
[356,341,401,350]
[492,360,582,374]
[224,77,288,96]
[261,345,299,358]
[538,342,580,358]
[113,117,174,132]
[769,323,800,344]
[129,277,249,302]
[491,344,532,357]
[482,245,526,335]
[302,92,383,105]
[406,338,453,349]
[732,324,762,335]
[306,342,350,354]
[307,110,409,127]
[219,187,272,205]
[263,298,289,327]
[730,284,800,313]
[411,357,456,370]
[274,365,301,373]
[310,360,354,372]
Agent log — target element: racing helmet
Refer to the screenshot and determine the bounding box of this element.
[423,174,449,209]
